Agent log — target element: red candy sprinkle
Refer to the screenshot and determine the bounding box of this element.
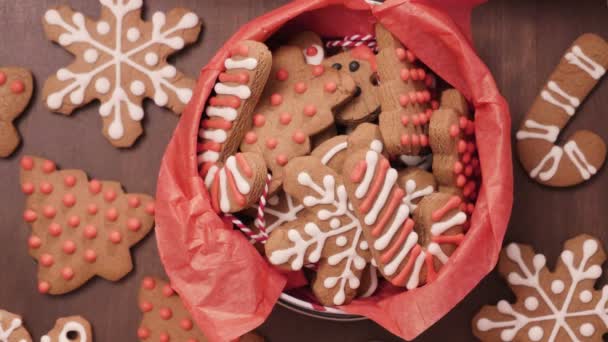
[40,253,54,267]
[28,236,42,249]
[143,277,156,290]
[400,134,410,146]
[68,215,80,228]
[87,203,98,215]
[294,82,307,94]
[270,94,283,106]
[420,135,429,146]
[306,46,318,56]
[276,69,289,81]
[106,208,119,221]
[137,327,150,339]
[162,285,174,297]
[292,131,306,144]
[265,138,278,149]
[244,132,257,144]
[396,48,406,61]
[180,319,193,331]
[127,218,141,232]
[303,105,316,117]
[64,175,77,187]
[324,82,337,93]
[276,154,288,166]
[253,114,265,127]
[279,112,292,125]
[43,205,56,218]
[145,202,155,215]
[40,182,54,194]
[104,190,117,202]
[38,281,50,294]
[449,124,460,138]
[48,222,62,237]
[62,240,76,254]
[411,134,420,146]
[312,65,324,76]
[140,301,153,312]
[128,196,141,208]
[454,162,464,174]
[42,160,55,173]
[61,267,75,280]
[84,225,97,239]
[401,115,409,126]
[89,180,102,194]
[399,94,410,107]
[400,69,410,81]
[10,80,25,94]
[159,308,173,320]
[84,249,97,263]
[23,209,37,222]
[406,50,416,63]
[21,182,34,194]
[62,193,76,207]
[109,231,122,244]
[21,156,34,170]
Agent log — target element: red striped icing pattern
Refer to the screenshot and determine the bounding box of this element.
[205,153,254,213]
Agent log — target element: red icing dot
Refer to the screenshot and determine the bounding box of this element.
[454,162,464,174]
[159,333,170,342]
[104,190,117,202]
[21,156,34,170]
[401,115,409,126]
[61,267,75,280]
[465,165,474,177]
[89,180,102,194]
[64,175,77,187]
[400,134,410,146]
[140,301,153,313]
[38,281,50,294]
[279,113,291,125]
[419,113,429,124]
[62,240,76,254]
[431,100,439,110]
[270,94,283,106]
[128,196,140,208]
[143,277,156,290]
[21,182,34,194]
[42,160,56,173]
[23,209,37,222]
[276,154,288,166]
[180,319,193,331]
[399,94,410,107]
[84,225,97,239]
[48,223,62,237]
[63,193,76,207]
[162,285,174,297]
[412,115,420,126]
[145,202,155,215]
[306,46,318,56]
[109,231,122,244]
[276,69,289,81]
[40,182,54,194]
[265,138,278,150]
[420,135,429,146]
[396,48,406,61]
[28,235,42,249]
[0,72,5,85]
[84,249,97,263]
[458,140,467,153]
[400,69,410,81]
[411,134,420,146]
[159,307,173,320]
[40,253,54,267]
[137,327,150,339]
[409,92,417,103]
[292,131,306,144]
[87,203,98,215]
[456,175,467,188]
[467,142,476,154]
[43,205,56,218]
[244,132,257,144]
[410,69,420,81]
[303,105,317,117]
[127,218,141,232]
[10,80,24,94]
[406,50,416,63]
[67,215,80,228]
[462,153,472,164]
[253,114,265,127]
[324,82,337,93]
[312,65,325,76]
[418,69,427,81]
[294,82,307,94]
[449,124,460,138]
[106,208,119,221]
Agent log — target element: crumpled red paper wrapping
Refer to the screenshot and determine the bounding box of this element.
[155,0,513,341]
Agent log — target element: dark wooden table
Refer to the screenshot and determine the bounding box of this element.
[1,0,607,341]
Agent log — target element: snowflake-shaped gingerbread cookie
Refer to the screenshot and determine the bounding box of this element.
[474,234,608,341]
[42,0,202,147]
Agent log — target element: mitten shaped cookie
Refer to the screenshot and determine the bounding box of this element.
[376,24,433,156]
[198,41,272,213]
[0,67,33,157]
[42,1,202,147]
[265,157,371,306]
[516,33,608,187]
[20,156,155,294]
[240,45,357,193]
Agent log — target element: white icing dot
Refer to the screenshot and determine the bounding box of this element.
[528,326,543,341]
[336,236,347,247]
[130,80,146,96]
[84,48,99,63]
[551,280,565,294]
[96,21,110,35]
[359,241,368,250]
[524,296,539,311]
[579,290,593,303]
[127,27,141,42]
[95,77,110,94]
[145,52,159,66]
[579,323,595,337]
[268,196,279,206]
[330,218,340,229]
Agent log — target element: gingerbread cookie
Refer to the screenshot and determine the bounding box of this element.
[375,23,433,156]
[0,67,33,157]
[20,156,155,294]
[42,1,202,147]
[397,168,436,212]
[473,234,607,342]
[516,34,608,187]
[265,157,371,306]
[41,316,92,342]
[240,45,357,193]
[0,310,32,342]
[342,149,467,288]
[326,46,381,124]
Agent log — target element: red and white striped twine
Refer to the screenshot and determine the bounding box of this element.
[326,34,377,50]
[224,174,272,244]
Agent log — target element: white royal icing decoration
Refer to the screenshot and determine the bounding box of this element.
[564,140,597,180]
[0,316,24,342]
[530,145,563,181]
[225,57,258,70]
[40,321,88,342]
[516,120,560,143]
[43,1,198,140]
[303,44,325,65]
[565,45,606,80]
[541,81,580,116]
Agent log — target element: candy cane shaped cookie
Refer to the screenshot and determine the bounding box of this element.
[197,41,272,213]
[516,33,608,187]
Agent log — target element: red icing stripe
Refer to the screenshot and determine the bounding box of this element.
[425,253,438,283]
[210,96,241,109]
[350,161,367,183]
[202,118,232,130]
[235,153,252,178]
[372,188,405,237]
[431,196,462,222]
[380,218,414,264]
[392,245,422,286]
[198,141,222,152]
[219,72,250,84]
[210,173,221,212]
[226,169,247,206]
[431,234,465,246]
[359,159,390,214]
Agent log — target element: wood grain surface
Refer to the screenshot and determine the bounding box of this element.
[1,0,607,341]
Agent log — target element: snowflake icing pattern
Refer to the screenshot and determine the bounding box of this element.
[42,0,201,147]
[474,234,608,342]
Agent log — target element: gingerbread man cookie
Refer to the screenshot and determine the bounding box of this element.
[287,31,325,66]
[474,234,608,342]
[516,34,608,187]
[197,41,272,213]
[240,45,357,193]
[20,156,155,295]
[375,23,433,156]
[0,310,32,342]
[42,0,202,147]
[0,67,33,158]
